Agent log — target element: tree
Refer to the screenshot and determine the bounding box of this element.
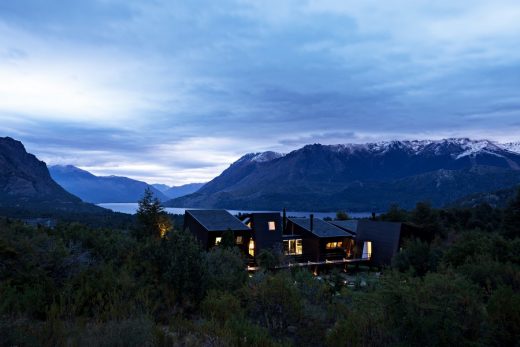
[502,188,520,238]
[336,211,349,220]
[158,229,207,306]
[135,188,172,239]
[219,229,236,249]
[382,204,408,222]
[206,246,247,292]
[411,202,442,238]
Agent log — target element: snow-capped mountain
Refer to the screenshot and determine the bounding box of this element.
[501,142,520,154]
[166,138,520,211]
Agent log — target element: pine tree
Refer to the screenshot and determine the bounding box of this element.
[135,188,172,239]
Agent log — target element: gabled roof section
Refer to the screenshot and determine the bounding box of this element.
[288,217,351,238]
[186,209,250,232]
[329,220,359,235]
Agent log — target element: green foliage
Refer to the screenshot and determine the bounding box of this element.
[219,229,236,249]
[502,188,520,238]
[392,238,440,276]
[245,271,303,337]
[335,211,349,220]
[206,246,247,292]
[411,201,443,238]
[381,203,408,222]
[256,248,281,270]
[135,188,172,239]
[2,192,520,346]
[487,286,520,346]
[157,229,207,307]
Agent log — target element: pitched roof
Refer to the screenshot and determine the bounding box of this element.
[329,220,359,235]
[288,217,351,238]
[186,209,251,232]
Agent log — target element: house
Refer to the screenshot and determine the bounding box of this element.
[284,214,355,263]
[330,220,423,267]
[183,209,252,256]
[241,212,282,259]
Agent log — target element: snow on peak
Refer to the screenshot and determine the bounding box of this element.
[251,151,285,162]
[501,142,520,154]
[237,151,285,164]
[330,138,505,159]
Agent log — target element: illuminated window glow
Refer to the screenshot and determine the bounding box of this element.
[283,239,303,255]
[268,221,276,231]
[362,241,372,260]
[236,236,243,244]
[325,241,344,249]
[215,237,222,245]
[249,239,255,257]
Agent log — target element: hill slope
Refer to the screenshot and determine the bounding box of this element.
[0,137,105,214]
[166,139,520,211]
[49,165,168,203]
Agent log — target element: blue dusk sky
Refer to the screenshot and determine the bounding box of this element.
[0,0,519,185]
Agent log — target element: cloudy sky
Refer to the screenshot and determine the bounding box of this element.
[1,0,519,185]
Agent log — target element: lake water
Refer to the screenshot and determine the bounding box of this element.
[98,203,373,219]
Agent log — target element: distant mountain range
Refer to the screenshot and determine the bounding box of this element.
[166,138,520,211]
[0,137,104,214]
[49,165,169,203]
[152,182,205,199]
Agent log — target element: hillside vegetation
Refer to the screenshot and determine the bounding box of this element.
[1,191,520,346]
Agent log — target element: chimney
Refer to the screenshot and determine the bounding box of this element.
[282,208,287,234]
[310,213,314,232]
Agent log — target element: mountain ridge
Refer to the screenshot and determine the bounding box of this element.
[166,138,520,211]
[49,165,168,203]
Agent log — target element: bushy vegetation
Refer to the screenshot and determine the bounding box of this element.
[1,190,520,346]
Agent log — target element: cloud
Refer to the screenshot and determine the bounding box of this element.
[0,0,519,184]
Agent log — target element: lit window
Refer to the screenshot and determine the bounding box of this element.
[215,237,222,245]
[236,236,243,244]
[249,239,255,257]
[362,241,372,260]
[268,221,276,231]
[283,239,303,255]
[326,241,344,249]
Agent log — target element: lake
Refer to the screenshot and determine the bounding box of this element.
[98,203,374,219]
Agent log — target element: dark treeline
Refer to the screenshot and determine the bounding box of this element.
[1,190,520,346]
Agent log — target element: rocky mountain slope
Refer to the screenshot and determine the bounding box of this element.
[0,137,104,213]
[166,139,520,211]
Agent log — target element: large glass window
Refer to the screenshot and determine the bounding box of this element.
[284,239,303,255]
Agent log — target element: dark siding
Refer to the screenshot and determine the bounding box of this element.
[354,220,402,267]
[250,213,282,254]
[184,212,209,248]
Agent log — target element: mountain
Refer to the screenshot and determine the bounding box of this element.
[449,184,520,209]
[151,184,171,193]
[0,137,104,213]
[163,183,205,199]
[49,165,168,203]
[166,139,520,211]
[502,142,520,154]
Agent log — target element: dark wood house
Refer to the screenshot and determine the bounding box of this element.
[184,210,252,255]
[331,220,422,267]
[241,212,282,258]
[285,215,355,263]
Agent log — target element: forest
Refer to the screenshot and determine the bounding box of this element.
[1,191,519,346]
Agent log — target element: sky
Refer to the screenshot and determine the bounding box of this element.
[0,0,519,185]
